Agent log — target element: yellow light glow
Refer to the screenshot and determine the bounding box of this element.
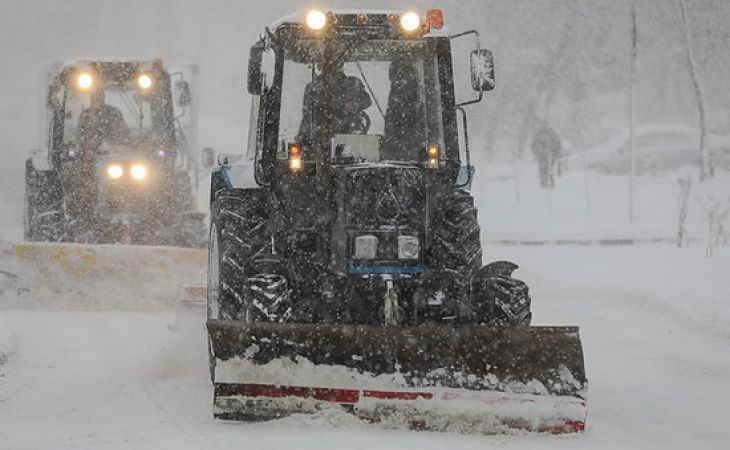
[427,145,439,157]
[306,10,327,30]
[400,11,421,32]
[137,73,153,89]
[289,157,302,171]
[130,164,148,181]
[107,164,123,179]
[78,73,93,90]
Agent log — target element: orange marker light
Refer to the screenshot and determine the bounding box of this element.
[425,9,444,30]
[427,144,439,169]
[289,144,302,171]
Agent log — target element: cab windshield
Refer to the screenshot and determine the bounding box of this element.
[62,80,175,154]
[276,37,445,163]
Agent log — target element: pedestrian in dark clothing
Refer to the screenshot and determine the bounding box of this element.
[531,124,562,189]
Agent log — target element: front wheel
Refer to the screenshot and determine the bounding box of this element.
[471,261,532,326]
[24,161,65,242]
[207,190,270,321]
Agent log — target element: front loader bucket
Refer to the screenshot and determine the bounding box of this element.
[207,320,587,434]
[11,242,206,309]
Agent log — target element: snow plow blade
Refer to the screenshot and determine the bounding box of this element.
[208,320,587,434]
[11,242,206,309]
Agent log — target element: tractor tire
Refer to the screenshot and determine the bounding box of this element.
[24,160,65,242]
[471,261,532,326]
[417,189,483,322]
[208,190,270,321]
[429,189,483,273]
[246,270,292,322]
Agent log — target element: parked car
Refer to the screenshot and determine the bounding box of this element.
[565,123,730,175]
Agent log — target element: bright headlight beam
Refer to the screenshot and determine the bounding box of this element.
[400,11,421,32]
[78,73,93,90]
[289,156,302,171]
[130,164,147,181]
[107,164,123,179]
[137,73,153,89]
[306,10,327,30]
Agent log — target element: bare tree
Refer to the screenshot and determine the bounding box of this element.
[676,174,691,248]
[696,196,729,257]
[677,0,711,181]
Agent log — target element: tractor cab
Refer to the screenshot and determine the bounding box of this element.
[25,59,204,246]
[47,59,191,171]
[246,9,494,187]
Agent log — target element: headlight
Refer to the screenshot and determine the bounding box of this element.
[398,236,419,260]
[354,235,378,260]
[106,164,123,179]
[400,11,421,32]
[130,164,147,181]
[137,73,153,89]
[306,10,327,30]
[77,72,94,90]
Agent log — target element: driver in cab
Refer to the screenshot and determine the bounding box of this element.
[77,88,130,158]
[298,60,372,140]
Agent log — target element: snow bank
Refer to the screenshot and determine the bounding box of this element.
[473,161,730,244]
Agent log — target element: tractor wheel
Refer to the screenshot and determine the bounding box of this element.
[246,270,292,322]
[208,190,270,321]
[418,189,483,321]
[429,189,483,272]
[471,261,532,326]
[24,160,65,242]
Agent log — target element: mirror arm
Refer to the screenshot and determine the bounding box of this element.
[454,106,473,189]
[451,29,485,106]
[450,29,480,49]
[455,90,483,108]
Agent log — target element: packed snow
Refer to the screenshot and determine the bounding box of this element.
[1,241,729,449]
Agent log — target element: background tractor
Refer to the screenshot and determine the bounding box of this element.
[24,59,205,247]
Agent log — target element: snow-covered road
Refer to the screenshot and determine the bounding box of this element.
[1,245,729,450]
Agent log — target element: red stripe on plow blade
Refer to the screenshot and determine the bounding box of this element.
[363,390,433,400]
[214,383,585,434]
[216,383,360,403]
[215,383,434,403]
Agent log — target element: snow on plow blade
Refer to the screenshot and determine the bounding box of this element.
[12,242,206,308]
[208,320,587,434]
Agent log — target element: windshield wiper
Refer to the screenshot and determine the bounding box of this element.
[355,61,384,120]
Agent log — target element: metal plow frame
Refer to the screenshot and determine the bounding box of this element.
[208,320,588,435]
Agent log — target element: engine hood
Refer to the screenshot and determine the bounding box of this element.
[342,165,426,231]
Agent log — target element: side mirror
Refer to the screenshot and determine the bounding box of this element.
[175,80,192,107]
[470,49,495,92]
[201,147,216,168]
[247,41,265,95]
